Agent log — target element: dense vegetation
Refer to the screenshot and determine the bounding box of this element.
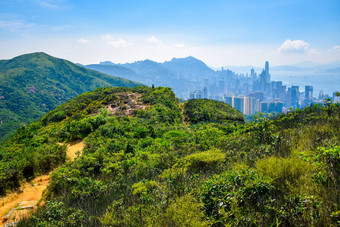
[0,86,339,226]
[0,52,142,143]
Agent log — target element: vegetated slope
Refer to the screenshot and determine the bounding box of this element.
[1,87,339,226]
[184,99,244,123]
[0,52,142,143]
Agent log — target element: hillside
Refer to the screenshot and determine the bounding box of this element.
[163,56,216,81]
[85,64,140,82]
[0,87,339,226]
[0,52,142,143]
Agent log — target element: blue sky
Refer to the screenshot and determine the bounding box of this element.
[0,0,339,66]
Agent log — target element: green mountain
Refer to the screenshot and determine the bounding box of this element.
[0,86,338,226]
[0,52,142,143]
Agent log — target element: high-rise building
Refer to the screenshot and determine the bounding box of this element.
[305,85,313,101]
[224,95,233,107]
[234,97,244,113]
[189,90,203,99]
[260,102,268,112]
[243,97,253,115]
[203,87,208,99]
[265,61,270,84]
[291,86,300,108]
[250,68,255,77]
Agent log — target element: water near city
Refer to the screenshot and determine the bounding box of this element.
[271,73,340,96]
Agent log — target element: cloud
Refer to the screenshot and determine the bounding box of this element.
[0,20,35,30]
[333,45,340,52]
[101,34,112,40]
[34,0,67,9]
[107,38,133,47]
[147,36,160,43]
[174,43,185,48]
[77,38,88,44]
[278,39,310,53]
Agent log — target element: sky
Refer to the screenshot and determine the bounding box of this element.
[0,0,339,67]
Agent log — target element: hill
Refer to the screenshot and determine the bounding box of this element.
[163,56,216,81]
[84,56,219,97]
[0,52,142,143]
[0,87,339,226]
[85,64,140,82]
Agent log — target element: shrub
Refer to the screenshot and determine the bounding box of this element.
[199,168,273,225]
[255,155,314,194]
[161,194,209,227]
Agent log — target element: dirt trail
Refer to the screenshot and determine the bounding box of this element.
[0,140,84,227]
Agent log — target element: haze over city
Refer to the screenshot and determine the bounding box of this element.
[0,0,339,67]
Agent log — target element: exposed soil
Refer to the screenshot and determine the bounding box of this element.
[0,140,84,227]
[104,93,148,117]
[66,140,84,161]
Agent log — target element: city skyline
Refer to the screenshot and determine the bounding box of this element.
[0,0,339,67]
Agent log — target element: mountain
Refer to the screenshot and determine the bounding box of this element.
[85,59,185,96]
[221,65,262,73]
[163,56,216,81]
[85,64,140,82]
[326,67,340,73]
[84,56,219,98]
[0,52,142,143]
[1,86,338,226]
[270,65,306,71]
[121,59,179,87]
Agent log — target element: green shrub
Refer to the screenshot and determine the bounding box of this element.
[256,155,314,194]
[199,168,273,225]
[161,194,209,227]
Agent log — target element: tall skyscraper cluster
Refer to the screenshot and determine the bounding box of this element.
[188,61,327,115]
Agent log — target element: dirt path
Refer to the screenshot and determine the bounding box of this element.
[0,140,84,227]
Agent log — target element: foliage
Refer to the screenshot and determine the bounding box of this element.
[200,168,273,225]
[0,86,337,226]
[184,98,244,124]
[0,52,142,143]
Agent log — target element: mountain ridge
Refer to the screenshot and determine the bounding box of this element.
[0,52,142,143]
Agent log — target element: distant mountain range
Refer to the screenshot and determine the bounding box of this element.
[85,57,340,94]
[85,56,217,96]
[0,52,142,143]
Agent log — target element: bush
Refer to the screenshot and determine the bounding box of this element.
[199,168,273,225]
[161,194,209,227]
[255,155,314,194]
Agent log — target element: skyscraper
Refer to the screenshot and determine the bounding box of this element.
[234,97,244,114]
[265,61,270,84]
[203,87,208,99]
[291,86,300,108]
[305,85,313,101]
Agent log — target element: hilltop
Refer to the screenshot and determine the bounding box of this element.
[0,52,142,143]
[0,87,339,226]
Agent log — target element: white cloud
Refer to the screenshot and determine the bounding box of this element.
[174,43,185,48]
[101,34,112,41]
[77,38,88,44]
[34,0,67,9]
[147,36,160,43]
[278,39,310,53]
[333,45,340,52]
[107,38,133,47]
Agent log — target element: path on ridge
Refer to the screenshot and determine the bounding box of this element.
[0,140,84,227]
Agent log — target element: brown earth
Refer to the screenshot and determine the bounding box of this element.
[104,92,148,116]
[0,140,84,226]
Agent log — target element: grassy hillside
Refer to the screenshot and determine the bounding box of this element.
[0,52,142,143]
[0,87,339,226]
